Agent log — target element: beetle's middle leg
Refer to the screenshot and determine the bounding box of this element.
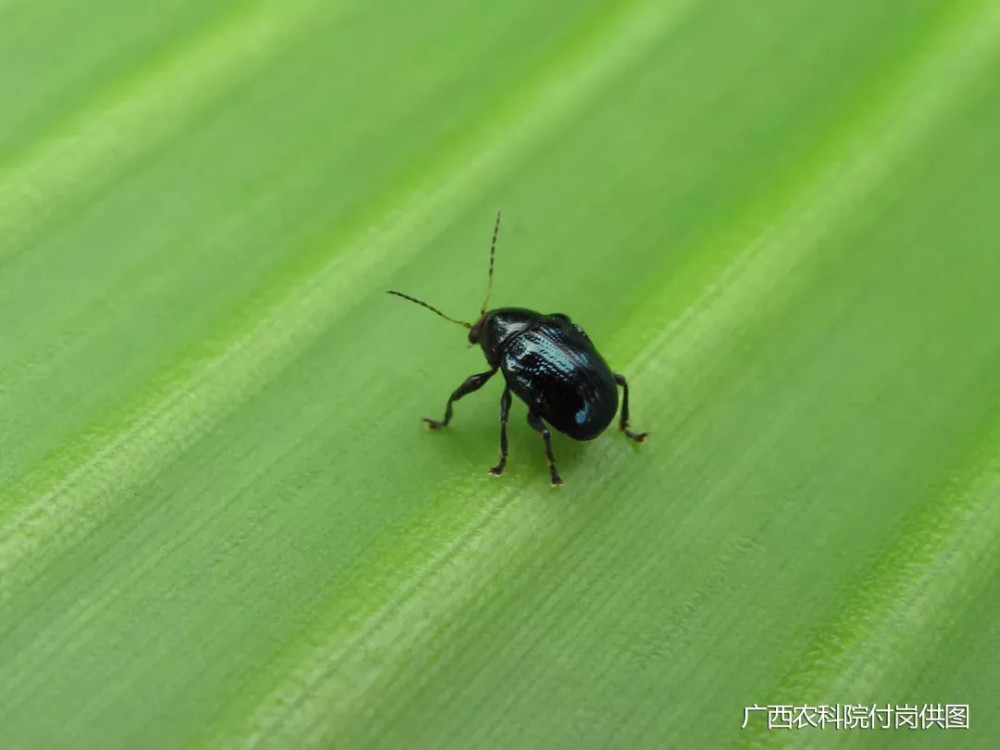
[488,387,512,476]
[614,373,649,443]
[424,368,497,429]
[527,410,563,486]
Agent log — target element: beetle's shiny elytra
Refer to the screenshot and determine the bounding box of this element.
[388,211,647,485]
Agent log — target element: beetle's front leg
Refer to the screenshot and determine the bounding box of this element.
[614,373,649,443]
[527,410,563,486]
[488,387,512,476]
[424,368,497,429]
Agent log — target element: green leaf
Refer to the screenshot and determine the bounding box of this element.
[2,0,999,747]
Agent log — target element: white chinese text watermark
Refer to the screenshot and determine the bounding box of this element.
[741,704,969,731]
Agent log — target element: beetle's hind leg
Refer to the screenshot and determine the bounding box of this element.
[527,410,564,486]
[424,368,497,429]
[614,373,649,443]
[489,387,512,476]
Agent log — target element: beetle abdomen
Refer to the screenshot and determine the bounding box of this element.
[500,322,618,440]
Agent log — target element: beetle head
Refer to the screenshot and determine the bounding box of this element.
[468,320,481,345]
[468,311,495,365]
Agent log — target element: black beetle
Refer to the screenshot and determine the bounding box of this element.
[389,211,647,485]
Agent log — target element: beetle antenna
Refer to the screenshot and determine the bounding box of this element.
[480,210,501,315]
[387,290,472,329]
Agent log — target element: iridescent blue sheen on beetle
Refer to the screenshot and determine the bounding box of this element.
[389,212,647,485]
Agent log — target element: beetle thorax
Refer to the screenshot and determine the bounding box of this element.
[470,308,539,368]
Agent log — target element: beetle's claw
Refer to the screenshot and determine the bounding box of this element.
[488,466,503,477]
[550,475,564,487]
[423,418,445,430]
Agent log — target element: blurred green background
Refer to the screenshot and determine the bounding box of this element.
[2,0,999,747]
